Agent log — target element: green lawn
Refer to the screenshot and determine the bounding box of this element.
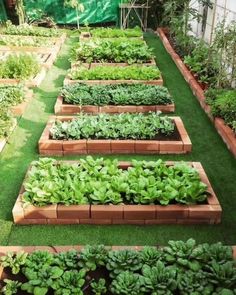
[0,32,235,246]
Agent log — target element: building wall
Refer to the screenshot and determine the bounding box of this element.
[190,0,236,44]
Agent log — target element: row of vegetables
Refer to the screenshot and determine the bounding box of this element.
[0,239,236,294]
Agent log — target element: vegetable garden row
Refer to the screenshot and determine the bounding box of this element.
[0,23,235,293]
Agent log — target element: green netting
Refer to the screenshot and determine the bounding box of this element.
[24,0,121,25]
[0,0,7,22]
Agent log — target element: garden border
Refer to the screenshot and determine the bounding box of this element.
[12,161,221,225]
[11,89,33,116]
[54,95,175,115]
[156,27,236,158]
[38,116,192,155]
[80,31,144,40]
[71,59,157,68]
[0,118,17,153]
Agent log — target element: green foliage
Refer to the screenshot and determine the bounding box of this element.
[110,271,146,295]
[21,265,63,295]
[89,27,142,38]
[22,157,208,208]
[61,83,173,106]
[1,279,22,295]
[0,105,15,138]
[139,246,163,266]
[0,85,24,107]
[0,252,28,274]
[142,261,178,294]
[0,35,55,47]
[23,250,54,271]
[68,65,161,81]
[78,245,108,271]
[71,39,154,64]
[0,54,40,79]
[178,270,214,294]
[51,269,86,295]
[107,249,142,278]
[54,250,79,270]
[50,112,174,140]
[1,21,60,37]
[91,278,107,295]
[206,89,236,131]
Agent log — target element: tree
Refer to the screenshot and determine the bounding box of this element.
[64,0,84,29]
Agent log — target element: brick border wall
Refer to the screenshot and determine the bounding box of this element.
[156,28,236,158]
[11,89,33,116]
[71,59,157,68]
[54,95,175,115]
[12,161,221,225]
[38,116,192,155]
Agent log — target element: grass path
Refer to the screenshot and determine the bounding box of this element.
[0,33,235,246]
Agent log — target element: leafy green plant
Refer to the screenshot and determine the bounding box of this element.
[163,238,204,271]
[78,245,108,271]
[50,112,174,140]
[0,105,15,138]
[0,35,55,47]
[21,265,63,295]
[178,270,214,294]
[23,250,54,271]
[61,83,173,106]
[142,262,178,294]
[110,271,146,295]
[91,278,107,295]
[0,85,25,107]
[71,39,154,64]
[51,269,86,295]
[140,246,163,266]
[68,65,161,81]
[107,249,142,278]
[2,21,60,37]
[64,0,84,29]
[0,251,28,274]
[22,157,209,206]
[89,27,142,38]
[54,249,79,270]
[1,279,22,295]
[0,54,40,79]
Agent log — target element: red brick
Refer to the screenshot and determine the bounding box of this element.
[100,106,119,113]
[111,246,143,251]
[63,140,87,151]
[40,150,64,156]
[39,140,63,151]
[177,219,211,225]
[118,106,137,113]
[145,219,177,224]
[87,140,111,151]
[24,204,57,219]
[111,140,135,151]
[57,205,90,219]
[136,106,156,113]
[124,205,156,220]
[156,205,189,219]
[79,219,112,224]
[135,140,159,152]
[159,141,183,152]
[47,219,80,224]
[17,219,48,225]
[91,205,124,219]
[82,105,99,113]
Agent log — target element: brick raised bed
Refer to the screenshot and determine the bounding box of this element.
[38,116,191,155]
[80,31,143,40]
[54,95,175,115]
[12,161,221,225]
[0,67,46,88]
[10,89,33,116]
[157,27,236,158]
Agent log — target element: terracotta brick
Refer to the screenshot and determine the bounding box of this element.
[118,106,137,113]
[136,105,156,113]
[82,105,99,113]
[100,106,119,113]
[39,140,63,151]
[188,205,219,219]
[135,140,159,152]
[177,219,211,225]
[124,205,156,220]
[34,246,56,253]
[53,246,76,253]
[24,204,57,219]
[61,105,80,114]
[159,141,183,152]
[145,219,177,224]
[79,219,112,224]
[111,140,135,151]
[63,140,87,151]
[17,219,48,224]
[47,219,80,224]
[156,205,189,219]
[157,104,175,113]
[63,150,88,155]
[57,205,90,219]
[40,150,64,156]
[91,205,124,219]
[87,140,111,151]
[12,199,24,223]
[181,134,192,152]
[111,149,135,154]
[111,246,143,251]
[118,161,131,169]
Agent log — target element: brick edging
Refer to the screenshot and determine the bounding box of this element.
[12,161,221,225]
[0,118,17,153]
[38,116,192,155]
[54,95,175,115]
[71,59,157,68]
[11,89,33,116]
[156,27,236,158]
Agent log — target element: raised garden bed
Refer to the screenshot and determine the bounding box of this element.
[0,240,235,294]
[64,65,164,86]
[13,159,220,225]
[157,27,236,158]
[72,59,157,68]
[10,89,33,116]
[0,118,17,153]
[55,83,175,115]
[38,115,191,155]
[0,49,58,69]
[80,27,143,39]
